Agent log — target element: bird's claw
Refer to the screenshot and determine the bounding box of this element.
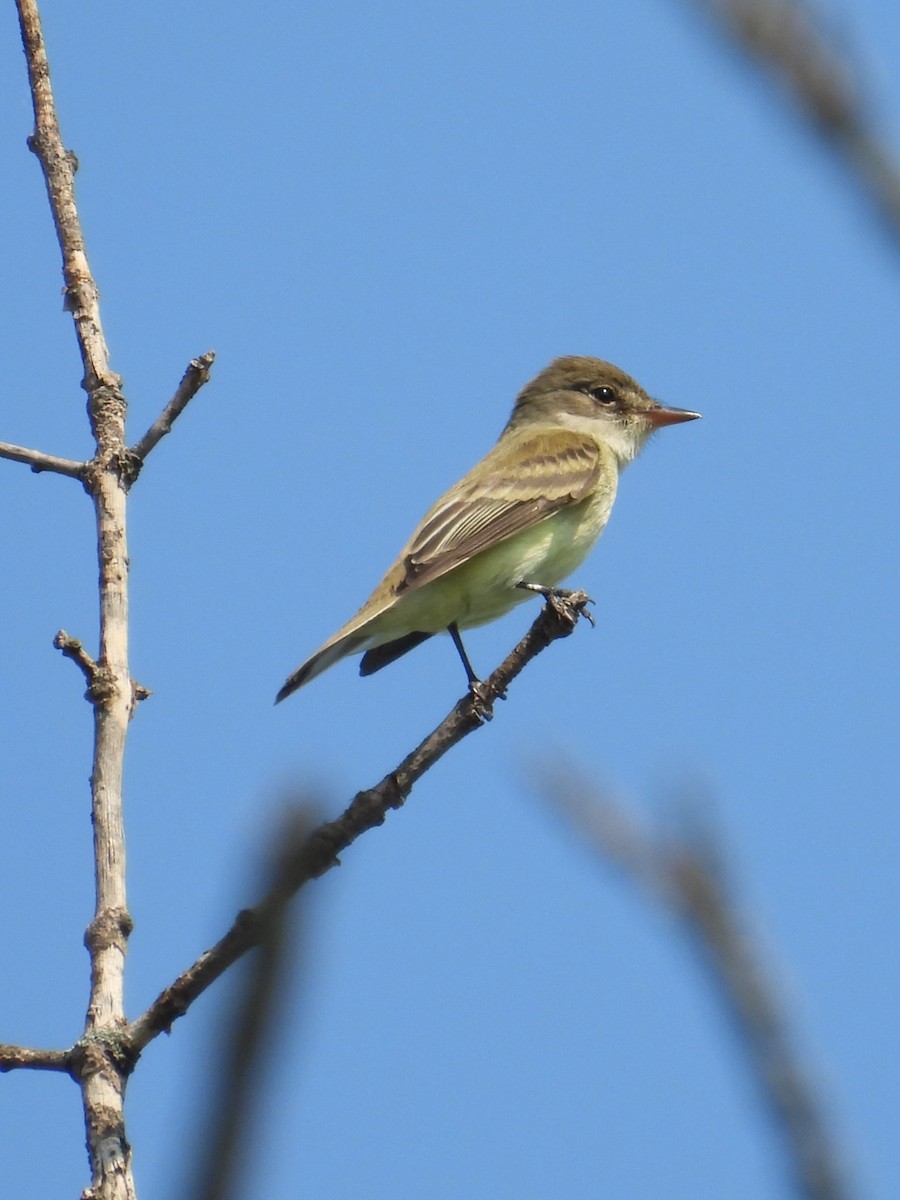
[544,587,595,629]
[468,680,494,722]
[467,678,507,722]
[517,580,595,625]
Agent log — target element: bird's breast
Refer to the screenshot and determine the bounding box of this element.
[367,482,617,638]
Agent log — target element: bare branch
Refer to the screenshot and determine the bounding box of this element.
[54,629,98,686]
[0,1044,71,1074]
[129,351,217,465]
[0,440,85,479]
[544,773,853,1200]
[125,591,593,1053]
[689,0,900,244]
[16,1,136,1195]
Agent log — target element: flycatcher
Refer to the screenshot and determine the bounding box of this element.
[276,355,699,703]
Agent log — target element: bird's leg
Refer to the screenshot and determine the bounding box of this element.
[448,621,480,685]
[516,581,596,627]
[447,622,505,719]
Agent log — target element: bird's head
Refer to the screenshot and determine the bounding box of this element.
[508,355,700,464]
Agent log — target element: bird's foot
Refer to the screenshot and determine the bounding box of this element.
[516,582,596,627]
[468,679,494,722]
[467,677,508,722]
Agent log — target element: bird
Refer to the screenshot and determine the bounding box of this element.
[276,355,699,703]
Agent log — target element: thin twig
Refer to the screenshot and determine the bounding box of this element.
[544,772,853,1200]
[0,1044,71,1073]
[688,0,900,245]
[125,591,593,1054]
[0,440,85,479]
[129,351,216,465]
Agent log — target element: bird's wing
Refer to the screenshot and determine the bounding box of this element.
[398,428,602,591]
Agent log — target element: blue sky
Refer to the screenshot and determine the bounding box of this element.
[2,1,899,1197]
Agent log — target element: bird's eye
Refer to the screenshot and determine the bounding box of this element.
[589,385,617,405]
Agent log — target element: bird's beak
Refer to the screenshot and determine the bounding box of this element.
[645,402,701,428]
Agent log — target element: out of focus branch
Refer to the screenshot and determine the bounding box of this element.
[689,0,900,245]
[544,772,852,1200]
[183,807,314,1200]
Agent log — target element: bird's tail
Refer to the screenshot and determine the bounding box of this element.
[275,632,367,704]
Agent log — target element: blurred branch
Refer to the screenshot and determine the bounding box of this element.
[544,772,852,1200]
[126,591,593,1053]
[687,0,900,245]
[182,807,314,1200]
